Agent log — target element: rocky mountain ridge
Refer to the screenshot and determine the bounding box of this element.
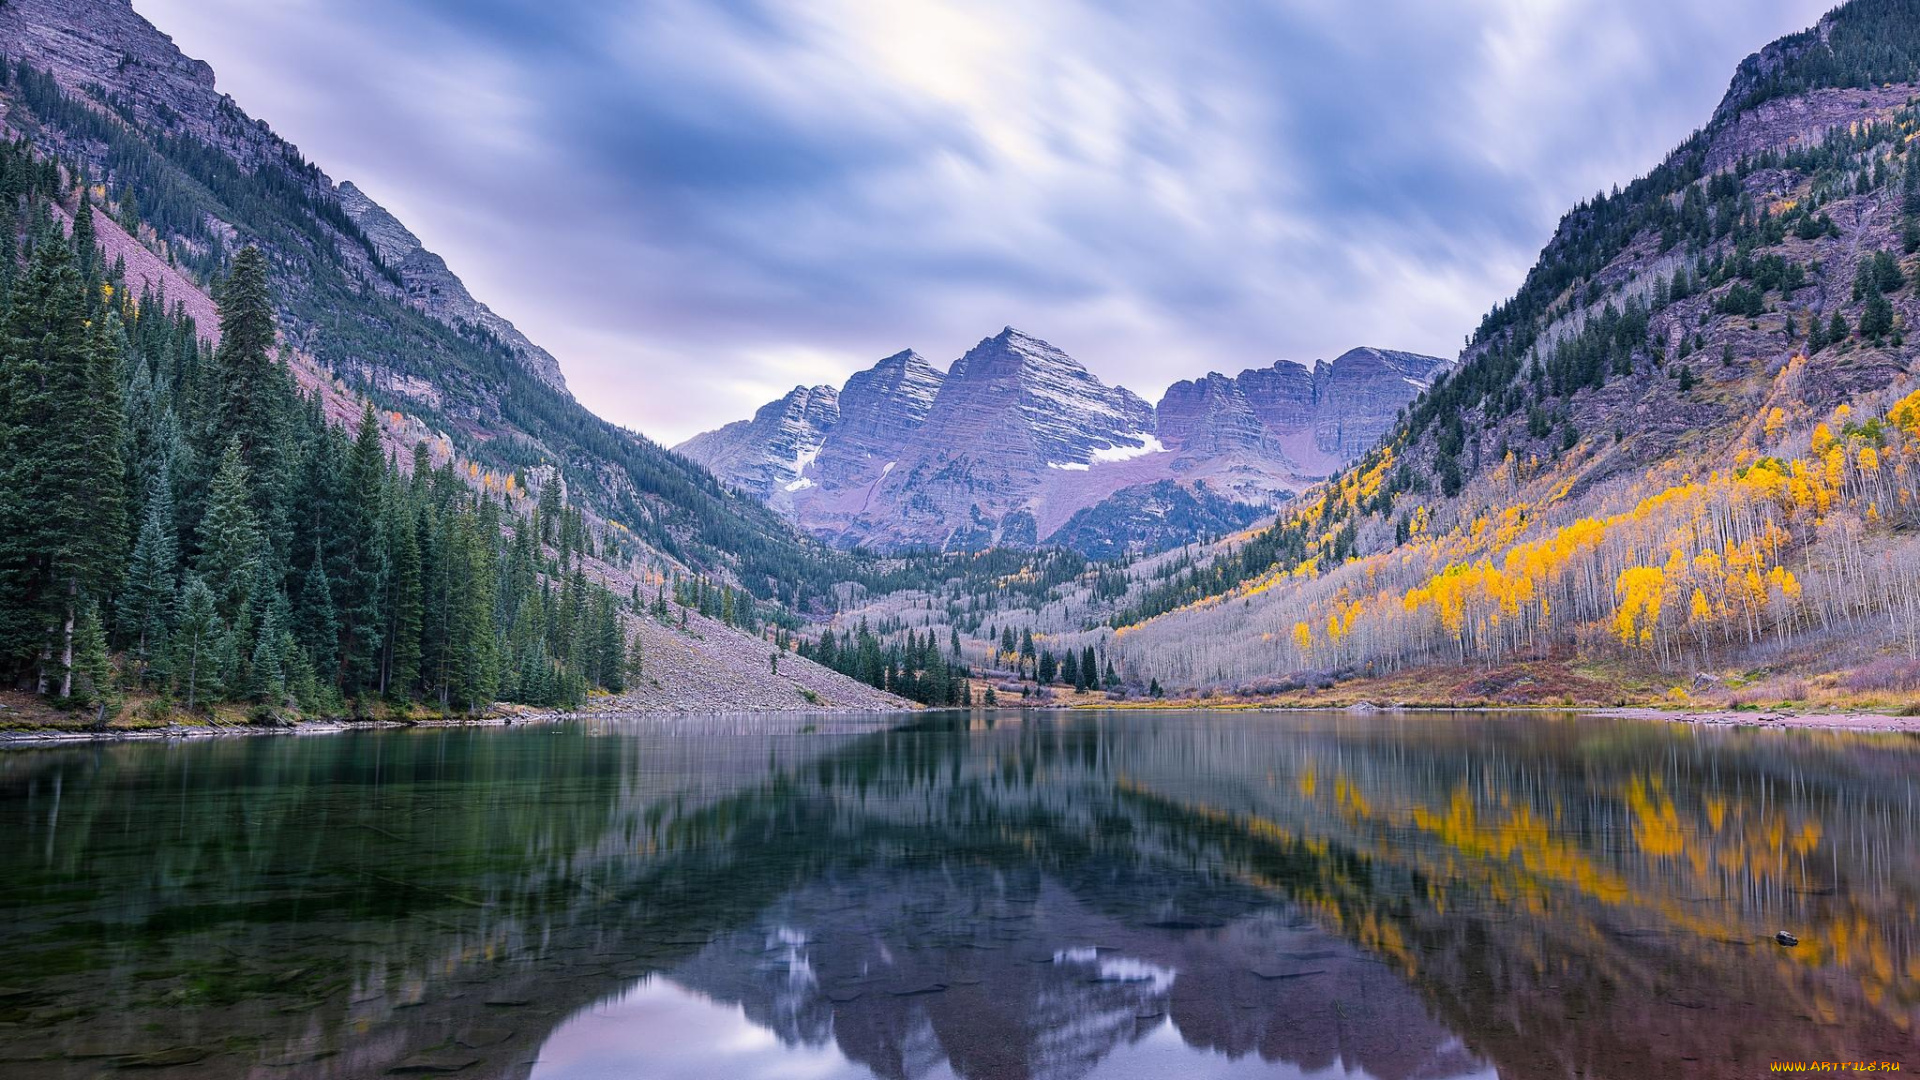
[1086,0,1920,698]
[679,329,1448,555]
[335,181,568,391]
[0,0,855,612]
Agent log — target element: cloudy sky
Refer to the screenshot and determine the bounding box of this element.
[133,0,1827,445]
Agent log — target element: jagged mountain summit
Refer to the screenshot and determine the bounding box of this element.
[678,328,1449,555]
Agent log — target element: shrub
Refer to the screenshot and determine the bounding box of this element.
[1841,657,1920,692]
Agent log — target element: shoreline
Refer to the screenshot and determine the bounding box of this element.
[0,703,930,745]
[1591,707,1920,734]
[0,711,572,746]
[6,702,1918,745]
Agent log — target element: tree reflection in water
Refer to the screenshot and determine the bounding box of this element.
[0,711,1914,1079]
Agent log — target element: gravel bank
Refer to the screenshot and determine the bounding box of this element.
[1597,707,1920,733]
[594,609,916,713]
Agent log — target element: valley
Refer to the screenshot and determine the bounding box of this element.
[2,0,1920,728]
[2,3,1919,1078]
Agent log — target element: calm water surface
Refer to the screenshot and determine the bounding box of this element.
[1,711,1916,1079]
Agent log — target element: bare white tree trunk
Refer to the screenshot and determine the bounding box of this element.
[57,578,75,700]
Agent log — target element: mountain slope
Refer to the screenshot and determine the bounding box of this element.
[334,180,568,391]
[0,0,854,607]
[681,331,1447,555]
[675,383,842,503]
[1100,0,1920,700]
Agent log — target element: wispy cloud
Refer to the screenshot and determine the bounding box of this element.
[134,0,1828,443]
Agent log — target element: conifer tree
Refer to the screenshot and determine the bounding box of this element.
[625,628,644,685]
[196,439,263,624]
[338,404,387,695]
[0,217,124,694]
[1862,290,1894,340]
[248,628,285,705]
[119,475,178,680]
[215,246,278,465]
[173,574,222,712]
[70,182,96,282]
[295,545,337,668]
[71,602,117,728]
[384,486,422,700]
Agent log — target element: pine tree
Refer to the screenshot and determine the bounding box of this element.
[384,488,422,700]
[337,403,387,696]
[211,245,292,562]
[173,574,222,712]
[215,246,279,464]
[248,628,285,705]
[1861,290,1894,339]
[71,600,116,725]
[119,475,178,680]
[295,545,338,667]
[196,439,263,623]
[0,217,124,695]
[70,182,96,282]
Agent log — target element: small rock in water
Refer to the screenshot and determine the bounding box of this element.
[1775,930,1798,947]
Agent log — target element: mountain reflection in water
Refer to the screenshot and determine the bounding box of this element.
[0,711,1915,1080]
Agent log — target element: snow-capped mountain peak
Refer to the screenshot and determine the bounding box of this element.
[678,329,1447,555]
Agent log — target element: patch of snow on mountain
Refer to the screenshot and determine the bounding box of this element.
[1050,433,1166,471]
[1089,433,1167,463]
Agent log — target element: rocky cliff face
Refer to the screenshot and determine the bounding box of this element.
[846,328,1163,551]
[682,329,1448,555]
[336,182,568,390]
[0,0,567,393]
[674,382,840,502]
[1308,347,1453,458]
[2,0,850,609]
[810,349,943,492]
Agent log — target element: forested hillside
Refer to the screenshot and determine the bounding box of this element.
[0,0,858,613]
[1092,0,1920,701]
[0,154,636,715]
[0,0,935,720]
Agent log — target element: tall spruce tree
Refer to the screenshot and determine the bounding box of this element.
[212,245,290,564]
[337,404,387,696]
[0,217,124,695]
[173,573,222,712]
[294,544,337,671]
[119,474,178,681]
[383,478,423,700]
[196,439,264,625]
